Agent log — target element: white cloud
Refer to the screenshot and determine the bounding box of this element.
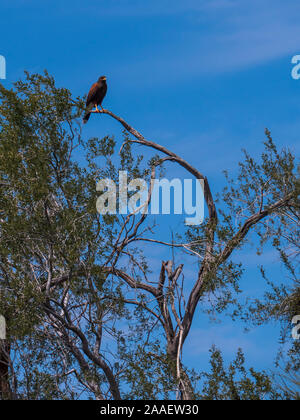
[109,0,300,82]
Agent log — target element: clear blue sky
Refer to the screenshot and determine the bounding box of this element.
[1,0,299,378]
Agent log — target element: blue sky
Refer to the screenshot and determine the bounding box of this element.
[1,0,299,381]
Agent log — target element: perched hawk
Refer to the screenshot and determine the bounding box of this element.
[83,76,107,124]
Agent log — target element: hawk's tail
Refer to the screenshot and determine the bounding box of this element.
[83,112,91,124]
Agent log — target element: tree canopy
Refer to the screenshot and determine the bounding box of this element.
[0,72,298,400]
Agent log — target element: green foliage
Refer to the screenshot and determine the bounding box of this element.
[0,71,170,399]
[200,346,283,400]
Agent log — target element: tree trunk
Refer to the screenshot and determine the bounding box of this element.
[167,341,195,400]
[0,340,11,400]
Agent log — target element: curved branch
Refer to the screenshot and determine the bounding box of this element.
[45,303,121,400]
[219,192,295,263]
[103,267,158,297]
[98,109,217,223]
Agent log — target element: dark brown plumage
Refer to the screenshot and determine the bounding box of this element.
[83,76,107,124]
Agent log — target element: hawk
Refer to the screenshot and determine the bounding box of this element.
[83,76,107,124]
